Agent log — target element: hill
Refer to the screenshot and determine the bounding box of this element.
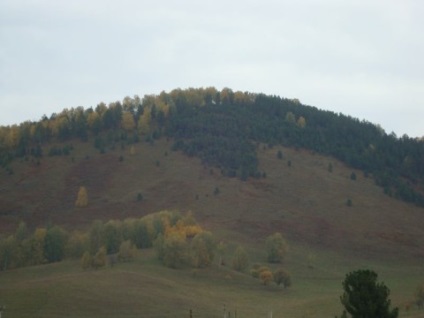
[0,87,423,255]
[1,136,423,259]
[0,88,423,317]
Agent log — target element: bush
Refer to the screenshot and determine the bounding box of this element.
[260,270,273,285]
[274,268,292,288]
[266,233,289,263]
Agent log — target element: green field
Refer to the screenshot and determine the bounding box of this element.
[0,245,423,318]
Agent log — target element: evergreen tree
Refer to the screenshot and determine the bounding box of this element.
[339,269,398,318]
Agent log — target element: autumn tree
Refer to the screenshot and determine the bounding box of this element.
[87,111,102,134]
[66,231,89,259]
[232,246,249,272]
[92,246,107,269]
[285,112,296,124]
[29,228,47,265]
[260,269,273,285]
[118,240,137,262]
[274,268,292,288]
[191,231,215,268]
[161,232,189,269]
[220,87,234,104]
[266,232,289,263]
[339,269,398,318]
[75,186,88,207]
[297,116,306,128]
[121,111,136,132]
[138,108,151,135]
[15,222,28,242]
[81,251,92,269]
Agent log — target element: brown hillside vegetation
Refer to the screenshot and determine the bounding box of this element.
[0,137,423,260]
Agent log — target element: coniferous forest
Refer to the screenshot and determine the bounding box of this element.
[0,87,423,206]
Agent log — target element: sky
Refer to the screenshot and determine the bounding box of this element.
[0,0,423,137]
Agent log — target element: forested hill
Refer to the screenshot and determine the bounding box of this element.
[0,87,423,206]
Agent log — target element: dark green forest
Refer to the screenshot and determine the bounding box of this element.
[0,87,423,206]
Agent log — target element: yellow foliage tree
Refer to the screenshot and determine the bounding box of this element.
[87,111,100,129]
[118,240,137,262]
[220,87,233,104]
[80,251,92,269]
[75,186,88,207]
[285,112,296,124]
[297,116,306,128]
[191,231,215,268]
[260,270,273,285]
[121,111,135,132]
[6,125,20,148]
[138,108,151,135]
[32,228,47,265]
[92,246,107,269]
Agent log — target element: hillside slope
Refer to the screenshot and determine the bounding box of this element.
[1,137,423,260]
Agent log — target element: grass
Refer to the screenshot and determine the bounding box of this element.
[0,247,423,318]
[1,136,424,317]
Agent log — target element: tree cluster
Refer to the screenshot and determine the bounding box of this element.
[0,210,204,272]
[250,265,292,288]
[0,222,68,270]
[154,214,215,269]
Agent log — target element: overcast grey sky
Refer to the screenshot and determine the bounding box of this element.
[1,0,423,137]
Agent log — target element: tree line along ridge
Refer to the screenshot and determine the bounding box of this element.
[0,87,423,206]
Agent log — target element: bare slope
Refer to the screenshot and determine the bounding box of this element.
[0,138,423,259]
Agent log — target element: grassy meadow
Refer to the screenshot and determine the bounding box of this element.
[0,245,423,318]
